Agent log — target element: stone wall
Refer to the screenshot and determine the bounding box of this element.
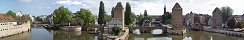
[0,22,30,38]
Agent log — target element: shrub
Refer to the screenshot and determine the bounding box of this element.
[112,27,122,35]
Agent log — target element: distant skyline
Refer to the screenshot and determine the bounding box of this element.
[0,0,244,16]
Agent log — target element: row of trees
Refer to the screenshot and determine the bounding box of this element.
[53,6,95,26]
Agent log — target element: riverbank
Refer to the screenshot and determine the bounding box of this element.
[203,28,244,37]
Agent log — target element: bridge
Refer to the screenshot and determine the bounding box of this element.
[128,21,171,34]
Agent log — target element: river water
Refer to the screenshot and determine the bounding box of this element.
[0,27,243,40]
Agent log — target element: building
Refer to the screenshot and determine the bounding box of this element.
[167,3,186,35]
[0,14,30,37]
[212,7,222,28]
[112,2,124,28]
[16,11,23,17]
[108,20,122,33]
[0,14,17,25]
[184,11,196,27]
[171,3,184,30]
[15,11,33,23]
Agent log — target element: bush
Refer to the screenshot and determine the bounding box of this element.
[112,27,122,35]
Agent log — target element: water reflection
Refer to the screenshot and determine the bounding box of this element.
[0,27,97,40]
[0,27,244,40]
[129,31,244,40]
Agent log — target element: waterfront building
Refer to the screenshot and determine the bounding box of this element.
[212,7,222,28]
[108,19,122,33]
[15,11,34,23]
[46,14,54,25]
[113,2,124,29]
[171,3,184,30]
[184,12,196,27]
[167,3,186,35]
[16,14,30,25]
[0,14,30,37]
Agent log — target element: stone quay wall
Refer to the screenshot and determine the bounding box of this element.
[60,26,81,32]
[204,28,244,37]
[0,22,30,38]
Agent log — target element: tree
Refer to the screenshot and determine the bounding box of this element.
[137,14,145,26]
[53,6,73,26]
[98,1,107,25]
[124,2,134,25]
[143,10,148,21]
[221,6,233,23]
[111,7,115,18]
[144,10,148,17]
[112,27,122,35]
[53,9,61,24]
[162,13,171,24]
[7,10,16,19]
[76,9,96,25]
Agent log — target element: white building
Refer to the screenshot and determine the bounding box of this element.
[0,14,30,37]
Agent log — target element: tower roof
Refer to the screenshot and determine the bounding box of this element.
[213,7,221,12]
[173,3,182,9]
[115,2,123,8]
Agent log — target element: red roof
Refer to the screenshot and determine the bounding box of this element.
[0,14,15,22]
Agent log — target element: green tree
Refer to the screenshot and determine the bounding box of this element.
[7,10,16,19]
[112,27,122,35]
[53,9,61,24]
[144,10,148,17]
[137,14,144,26]
[76,9,96,25]
[221,6,233,23]
[161,13,171,24]
[111,7,115,18]
[98,1,107,25]
[124,2,134,25]
[53,6,73,26]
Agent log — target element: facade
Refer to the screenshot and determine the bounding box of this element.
[0,14,30,38]
[113,2,124,28]
[108,20,122,33]
[171,3,184,30]
[16,15,30,25]
[184,12,196,27]
[167,3,186,35]
[212,7,222,28]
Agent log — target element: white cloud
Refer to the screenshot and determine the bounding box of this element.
[17,0,32,2]
[57,0,244,15]
[56,0,83,6]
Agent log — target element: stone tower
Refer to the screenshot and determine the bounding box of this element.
[212,7,222,28]
[172,3,184,30]
[113,2,124,28]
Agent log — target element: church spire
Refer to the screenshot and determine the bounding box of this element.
[164,4,166,14]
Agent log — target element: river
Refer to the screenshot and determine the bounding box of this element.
[0,27,243,40]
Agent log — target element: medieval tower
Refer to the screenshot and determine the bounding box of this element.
[172,3,184,30]
[212,7,222,28]
[113,2,124,28]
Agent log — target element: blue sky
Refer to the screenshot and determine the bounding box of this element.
[0,0,244,16]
